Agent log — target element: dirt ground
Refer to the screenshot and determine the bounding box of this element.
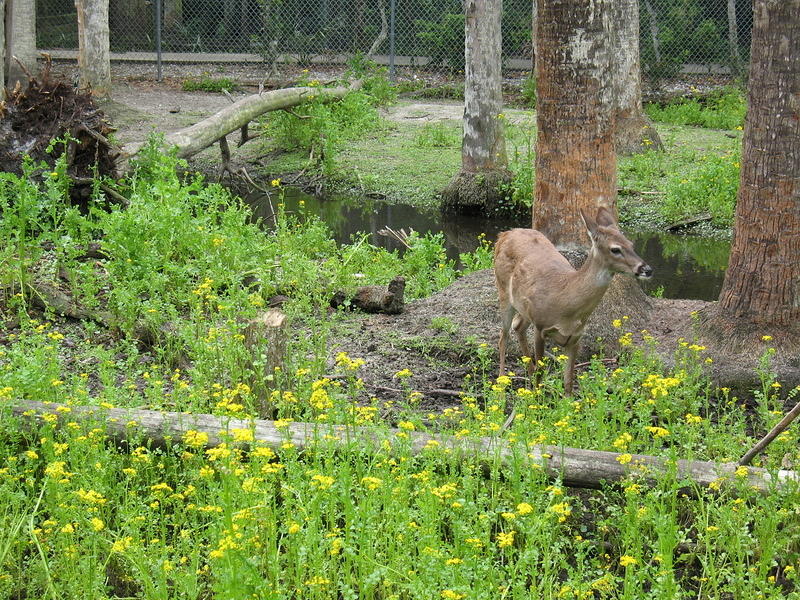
[40,60,800,407]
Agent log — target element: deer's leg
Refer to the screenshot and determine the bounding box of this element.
[513,315,533,374]
[498,301,516,376]
[532,328,545,384]
[563,338,580,396]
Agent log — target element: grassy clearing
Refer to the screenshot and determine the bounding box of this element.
[2,140,800,598]
[254,75,743,227]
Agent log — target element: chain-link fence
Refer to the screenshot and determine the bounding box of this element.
[36,0,753,81]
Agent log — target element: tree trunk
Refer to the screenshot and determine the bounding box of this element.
[726,0,743,79]
[530,0,537,70]
[0,0,5,88]
[367,0,387,58]
[5,0,37,90]
[441,0,511,214]
[703,0,800,349]
[163,0,182,28]
[533,0,616,248]
[75,0,111,98]
[8,400,796,494]
[609,0,663,155]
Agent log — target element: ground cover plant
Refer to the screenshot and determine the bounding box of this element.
[2,139,800,599]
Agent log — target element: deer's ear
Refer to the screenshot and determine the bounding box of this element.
[580,208,599,241]
[595,206,616,228]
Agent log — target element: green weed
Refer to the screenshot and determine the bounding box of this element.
[413,122,460,148]
[645,86,746,130]
[181,76,236,93]
[661,147,740,226]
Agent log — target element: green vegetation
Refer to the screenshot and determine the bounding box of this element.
[1,120,799,599]
[661,146,741,226]
[181,76,236,93]
[261,66,394,176]
[645,86,746,130]
[618,128,742,227]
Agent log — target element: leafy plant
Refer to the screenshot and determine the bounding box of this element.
[413,122,459,148]
[264,83,384,174]
[645,86,746,130]
[181,76,236,93]
[660,147,740,226]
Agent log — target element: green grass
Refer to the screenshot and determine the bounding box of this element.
[181,76,236,93]
[645,86,747,131]
[2,134,800,598]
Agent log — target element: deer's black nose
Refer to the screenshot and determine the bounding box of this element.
[637,264,653,279]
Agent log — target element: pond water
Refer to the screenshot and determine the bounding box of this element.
[246,189,729,301]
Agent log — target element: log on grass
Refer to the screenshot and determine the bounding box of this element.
[7,400,797,494]
[123,84,355,161]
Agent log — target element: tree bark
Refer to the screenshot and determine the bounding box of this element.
[367,0,388,58]
[609,0,663,155]
[642,0,661,65]
[703,0,800,349]
[75,0,111,98]
[5,0,37,90]
[0,0,5,88]
[533,0,616,248]
[163,0,183,28]
[8,400,797,494]
[442,0,511,214]
[726,0,742,78]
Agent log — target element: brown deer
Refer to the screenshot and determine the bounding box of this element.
[494,206,652,396]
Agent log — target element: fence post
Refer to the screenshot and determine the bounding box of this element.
[389,0,396,80]
[155,0,163,82]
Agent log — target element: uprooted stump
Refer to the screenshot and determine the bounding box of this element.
[0,60,118,198]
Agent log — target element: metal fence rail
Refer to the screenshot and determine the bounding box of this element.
[36,0,753,81]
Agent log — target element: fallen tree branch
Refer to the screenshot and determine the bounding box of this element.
[121,82,358,162]
[740,397,800,466]
[6,400,796,494]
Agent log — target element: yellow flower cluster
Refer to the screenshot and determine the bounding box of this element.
[642,374,681,398]
[335,351,365,372]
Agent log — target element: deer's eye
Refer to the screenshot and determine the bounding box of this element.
[610,247,623,256]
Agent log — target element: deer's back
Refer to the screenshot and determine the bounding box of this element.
[494,229,574,286]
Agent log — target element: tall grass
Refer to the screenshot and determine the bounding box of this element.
[1,141,799,598]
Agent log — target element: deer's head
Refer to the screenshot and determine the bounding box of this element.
[580,207,653,280]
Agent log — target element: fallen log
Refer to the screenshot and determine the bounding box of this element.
[122,83,357,161]
[6,400,797,494]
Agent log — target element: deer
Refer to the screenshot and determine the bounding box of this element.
[494,206,652,403]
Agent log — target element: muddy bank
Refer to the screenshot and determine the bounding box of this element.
[328,269,800,407]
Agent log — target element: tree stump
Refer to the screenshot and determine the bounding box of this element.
[243,309,288,416]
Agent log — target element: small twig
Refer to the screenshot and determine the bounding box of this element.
[283,108,312,120]
[739,397,800,466]
[378,227,413,250]
[99,183,129,207]
[574,357,617,369]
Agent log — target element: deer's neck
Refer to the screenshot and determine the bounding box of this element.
[562,248,614,316]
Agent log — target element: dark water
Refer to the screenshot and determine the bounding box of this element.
[247,189,729,301]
